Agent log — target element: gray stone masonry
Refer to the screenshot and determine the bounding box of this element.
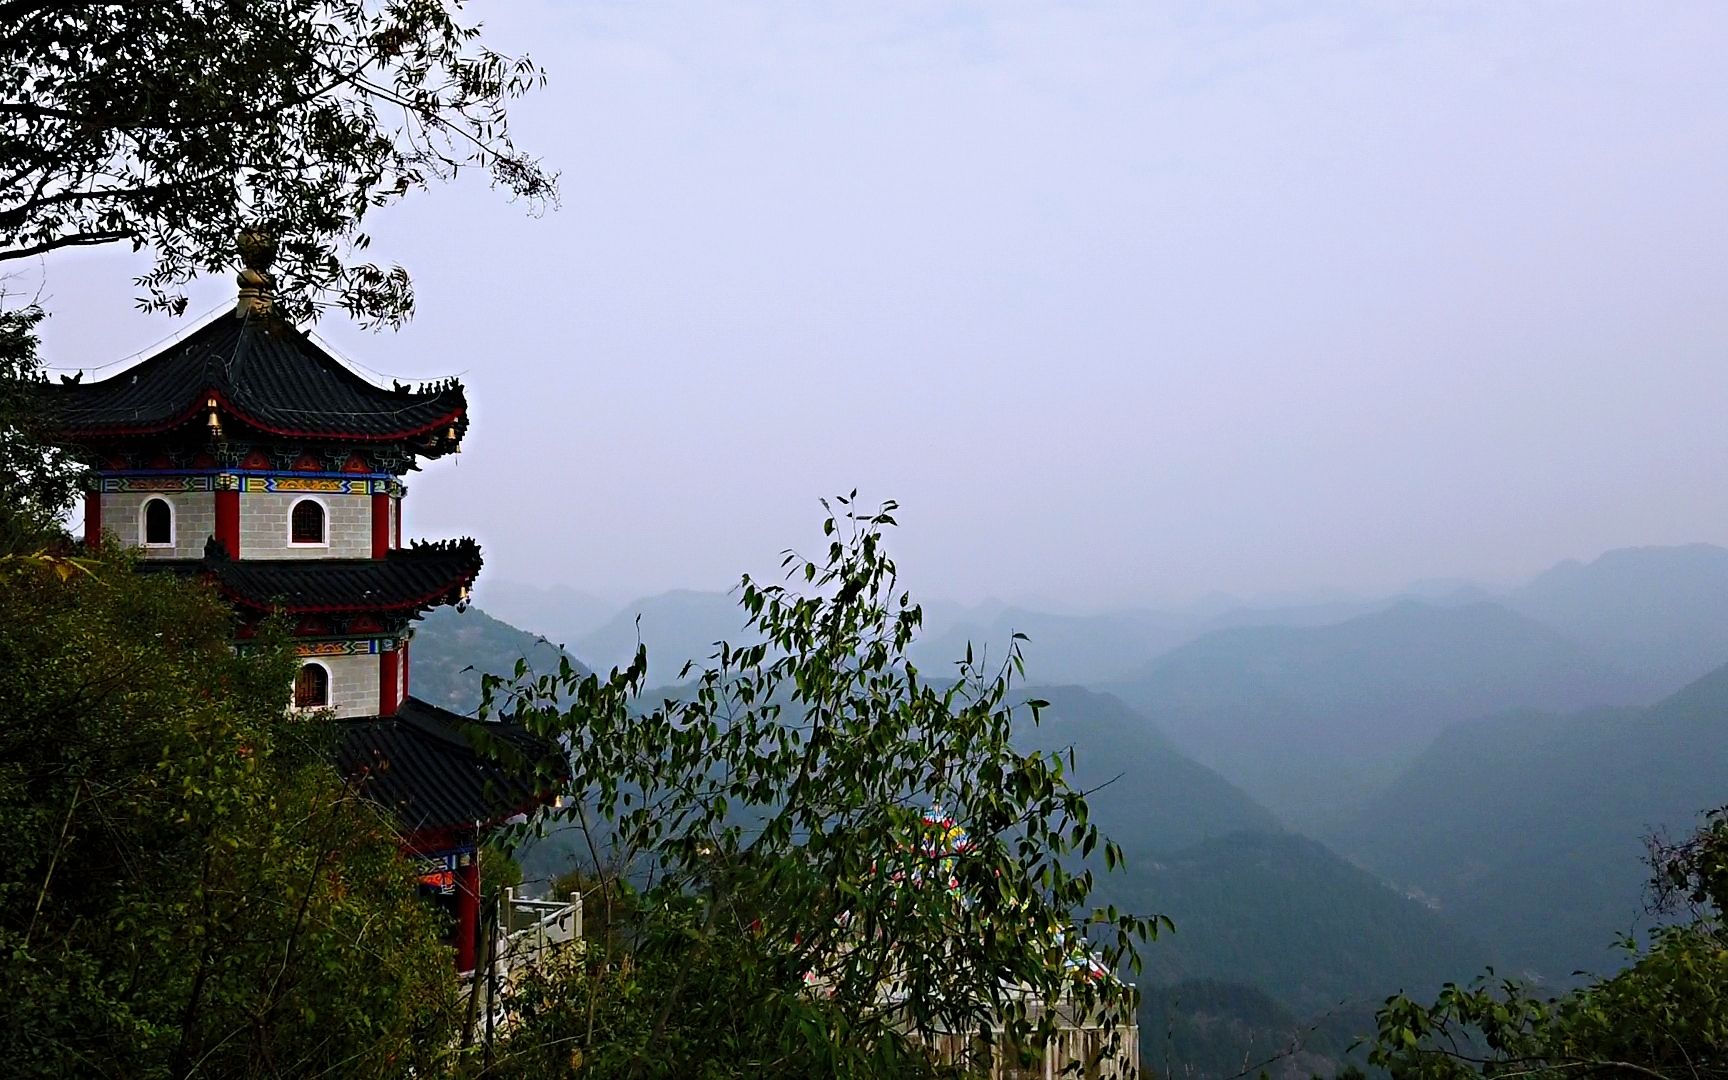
[300,653,380,718]
[242,491,372,559]
[103,491,215,559]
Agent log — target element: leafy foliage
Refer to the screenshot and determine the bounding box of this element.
[0,0,555,325]
[0,303,81,535]
[483,497,1156,1077]
[1370,809,1728,1080]
[0,550,458,1078]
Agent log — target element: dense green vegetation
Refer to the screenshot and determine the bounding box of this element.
[478,499,1152,1077]
[0,542,459,1077]
[1371,809,1728,1080]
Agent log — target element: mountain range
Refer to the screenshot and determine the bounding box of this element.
[1327,661,1728,981]
[415,541,1728,1077]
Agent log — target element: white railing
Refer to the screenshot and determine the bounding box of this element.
[497,887,582,971]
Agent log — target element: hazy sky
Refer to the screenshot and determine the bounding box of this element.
[29,1,1728,608]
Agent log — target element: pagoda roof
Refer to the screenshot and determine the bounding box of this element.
[334,697,562,834]
[42,311,466,454]
[139,537,482,615]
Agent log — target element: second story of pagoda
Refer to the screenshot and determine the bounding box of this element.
[41,235,481,722]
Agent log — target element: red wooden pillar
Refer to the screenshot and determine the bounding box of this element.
[215,489,240,557]
[393,494,402,548]
[379,647,401,716]
[401,640,410,701]
[370,491,391,558]
[455,853,480,973]
[83,491,101,547]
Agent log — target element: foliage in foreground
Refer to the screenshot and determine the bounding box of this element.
[0,549,459,1079]
[1371,808,1728,1080]
[482,497,1157,1078]
[1,0,555,326]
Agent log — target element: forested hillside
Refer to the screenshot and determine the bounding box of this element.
[1013,685,1278,852]
[1328,662,1728,980]
[410,605,591,715]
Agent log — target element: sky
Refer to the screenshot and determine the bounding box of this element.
[27,1,1728,609]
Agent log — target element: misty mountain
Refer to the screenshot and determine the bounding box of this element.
[1509,543,1728,701]
[915,611,1195,688]
[1109,600,1631,827]
[1114,831,1485,1017]
[1326,660,1728,980]
[470,578,619,647]
[1014,686,1279,853]
[911,587,1493,687]
[409,605,592,716]
[572,589,754,684]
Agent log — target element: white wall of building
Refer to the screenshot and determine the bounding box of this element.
[102,490,215,559]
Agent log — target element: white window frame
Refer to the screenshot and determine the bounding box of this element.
[139,496,175,549]
[293,660,333,711]
[286,496,330,548]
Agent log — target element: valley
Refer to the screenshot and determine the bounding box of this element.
[415,542,1728,1077]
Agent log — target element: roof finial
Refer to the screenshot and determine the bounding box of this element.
[235,228,278,318]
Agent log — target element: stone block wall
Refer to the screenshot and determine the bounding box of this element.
[299,652,379,718]
[102,490,215,559]
[242,492,372,559]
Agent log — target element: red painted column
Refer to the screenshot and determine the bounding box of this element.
[455,854,480,973]
[393,494,402,548]
[370,491,391,558]
[379,647,401,716]
[401,640,410,701]
[214,489,240,557]
[83,491,102,547]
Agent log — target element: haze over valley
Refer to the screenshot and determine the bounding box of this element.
[415,538,1728,1075]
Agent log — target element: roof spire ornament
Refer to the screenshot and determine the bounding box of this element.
[235,228,278,318]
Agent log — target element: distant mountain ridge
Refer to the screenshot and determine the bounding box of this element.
[1327,659,1728,981]
[1107,599,1632,827]
[573,588,754,684]
[1013,685,1278,854]
[409,605,592,716]
[1509,542,1728,700]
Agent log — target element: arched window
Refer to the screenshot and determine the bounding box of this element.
[294,662,331,709]
[141,497,173,547]
[289,498,326,545]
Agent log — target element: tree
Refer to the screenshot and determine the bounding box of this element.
[0,550,460,1078]
[0,301,81,538]
[1,0,555,327]
[480,497,1157,1078]
[1369,809,1728,1080]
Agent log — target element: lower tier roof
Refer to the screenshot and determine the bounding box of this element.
[138,537,482,615]
[333,697,563,838]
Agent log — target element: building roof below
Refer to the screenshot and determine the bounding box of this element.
[137,537,482,615]
[333,697,562,838]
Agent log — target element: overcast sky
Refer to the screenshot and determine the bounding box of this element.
[30,1,1728,608]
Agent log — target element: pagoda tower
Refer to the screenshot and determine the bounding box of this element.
[43,236,545,973]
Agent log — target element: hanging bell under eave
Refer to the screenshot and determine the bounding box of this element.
[206,398,223,438]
